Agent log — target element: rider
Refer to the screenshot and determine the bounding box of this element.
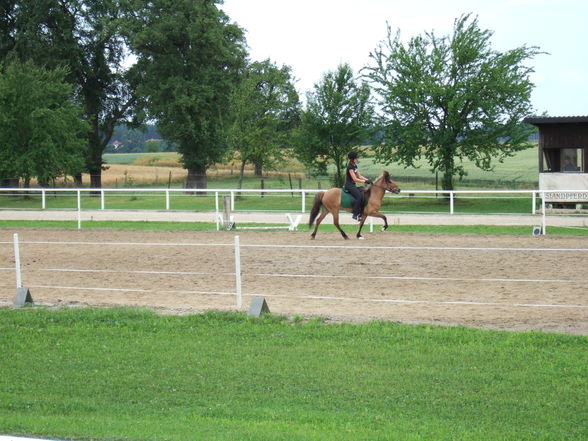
[345,151,372,221]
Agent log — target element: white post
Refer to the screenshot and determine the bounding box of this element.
[215,192,220,231]
[101,190,105,210]
[541,191,547,235]
[165,190,170,210]
[41,190,46,210]
[234,235,242,310]
[301,191,306,213]
[77,190,81,230]
[450,192,455,214]
[13,233,22,289]
[531,191,536,214]
[230,191,235,212]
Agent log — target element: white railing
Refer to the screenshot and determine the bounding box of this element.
[0,187,576,214]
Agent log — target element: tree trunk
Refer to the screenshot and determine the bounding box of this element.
[254,161,263,176]
[186,165,207,194]
[441,171,454,192]
[238,161,246,190]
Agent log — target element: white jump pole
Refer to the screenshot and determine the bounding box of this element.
[77,190,81,230]
[13,233,22,289]
[234,235,242,310]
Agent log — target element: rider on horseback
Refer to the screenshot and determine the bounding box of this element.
[345,151,372,221]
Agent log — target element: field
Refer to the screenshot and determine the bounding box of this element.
[99,146,540,189]
[1,227,587,440]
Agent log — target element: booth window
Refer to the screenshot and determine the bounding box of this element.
[561,148,583,172]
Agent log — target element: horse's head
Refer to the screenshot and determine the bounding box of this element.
[381,171,401,194]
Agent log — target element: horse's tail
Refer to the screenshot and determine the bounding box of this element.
[308,191,325,227]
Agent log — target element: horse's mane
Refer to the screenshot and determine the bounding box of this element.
[364,171,390,199]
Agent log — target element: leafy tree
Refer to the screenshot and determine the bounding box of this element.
[365,14,539,190]
[296,63,373,187]
[1,0,137,188]
[0,60,86,186]
[127,0,247,189]
[229,59,301,188]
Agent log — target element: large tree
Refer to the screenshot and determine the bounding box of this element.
[229,59,301,187]
[0,60,87,186]
[1,0,136,188]
[128,0,247,189]
[365,14,539,190]
[296,63,373,187]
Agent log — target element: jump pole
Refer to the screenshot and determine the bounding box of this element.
[234,235,242,310]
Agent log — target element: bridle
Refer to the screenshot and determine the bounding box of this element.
[369,180,399,193]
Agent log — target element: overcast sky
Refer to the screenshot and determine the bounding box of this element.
[221,0,587,117]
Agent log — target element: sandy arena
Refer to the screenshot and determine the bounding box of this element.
[1,228,587,334]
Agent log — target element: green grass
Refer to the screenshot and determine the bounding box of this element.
[0,190,550,215]
[0,308,586,441]
[1,219,588,236]
[326,145,540,189]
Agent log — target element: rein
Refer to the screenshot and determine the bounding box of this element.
[368,181,391,192]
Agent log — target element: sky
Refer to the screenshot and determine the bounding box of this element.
[221,0,588,117]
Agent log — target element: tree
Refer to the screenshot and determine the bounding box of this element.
[229,59,301,188]
[296,63,373,187]
[0,60,86,186]
[1,0,137,188]
[128,0,247,189]
[365,14,539,190]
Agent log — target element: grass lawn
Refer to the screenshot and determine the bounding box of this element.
[0,308,586,441]
[1,219,588,236]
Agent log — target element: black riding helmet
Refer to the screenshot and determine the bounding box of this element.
[348,151,358,160]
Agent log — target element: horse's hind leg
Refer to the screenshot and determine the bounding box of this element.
[310,210,329,240]
[332,212,349,240]
[356,217,367,239]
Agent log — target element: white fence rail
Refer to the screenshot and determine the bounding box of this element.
[0,186,579,214]
[1,187,587,235]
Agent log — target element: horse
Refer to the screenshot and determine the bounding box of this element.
[308,171,401,240]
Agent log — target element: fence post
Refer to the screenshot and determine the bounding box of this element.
[450,192,454,214]
[234,235,242,310]
[165,190,170,210]
[215,192,220,230]
[13,233,22,289]
[77,190,81,230]
[541,191,547,235]
[531,191,536,214]
[301,191,306,213]
[230,191,235,212]
[42,190,46,210]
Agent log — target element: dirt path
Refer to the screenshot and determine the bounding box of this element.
[1,228,587,334]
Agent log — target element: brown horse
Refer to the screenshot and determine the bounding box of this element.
[308,171,401,240]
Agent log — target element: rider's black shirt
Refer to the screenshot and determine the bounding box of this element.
[345,162,358,188]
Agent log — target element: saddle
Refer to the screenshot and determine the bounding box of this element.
[341,187,367,210]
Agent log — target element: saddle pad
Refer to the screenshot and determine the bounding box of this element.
[340,189,367,209]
